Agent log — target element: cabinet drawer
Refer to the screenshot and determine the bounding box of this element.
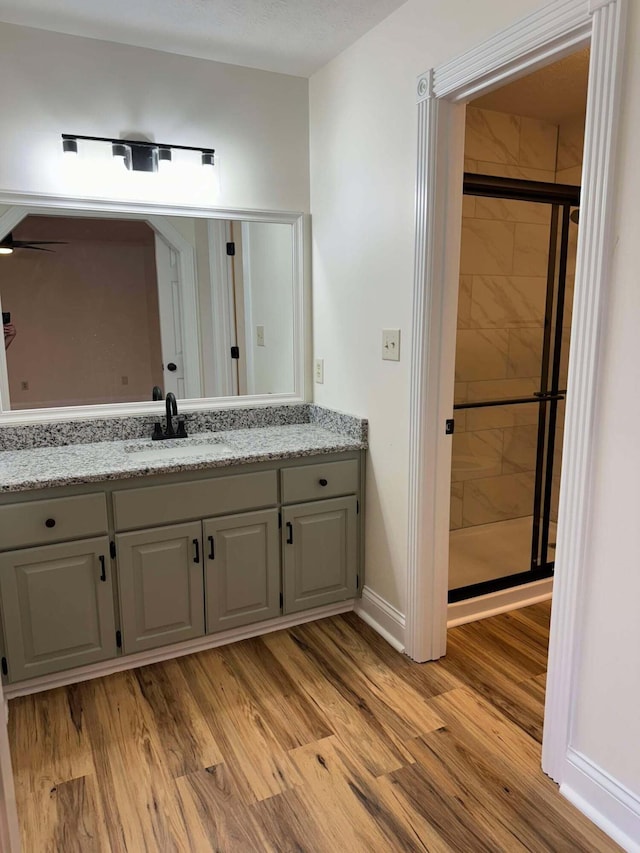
[281,459,359,504]
[113,470,278,531]
[0,493,108,551]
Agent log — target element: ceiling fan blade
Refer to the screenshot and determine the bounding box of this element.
[23,246,56,253]
[11,240,68,247]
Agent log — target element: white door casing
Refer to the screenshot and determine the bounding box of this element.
[406,0,626,795]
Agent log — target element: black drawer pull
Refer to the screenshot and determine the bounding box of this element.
[208,535,215,560]
[286,522,293,544]
[45,518,56,528]
[319,478,328,487]
[99,555,107,582]
[193,538,200,563]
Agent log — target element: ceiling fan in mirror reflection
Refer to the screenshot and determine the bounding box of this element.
[0,231,67,256]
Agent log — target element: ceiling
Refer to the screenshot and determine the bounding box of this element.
[0,0,409,77]
[473,48,590,123]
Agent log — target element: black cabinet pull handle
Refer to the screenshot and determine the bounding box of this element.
[45,518,56,528]
[99,555,107,582]
[208,535,215,560]
[319,478,328,487]
[286,522,293,544]
[193,539,200,563]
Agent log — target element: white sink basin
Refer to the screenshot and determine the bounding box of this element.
[124,435,234,462]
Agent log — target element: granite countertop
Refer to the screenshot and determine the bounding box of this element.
[0,424,366,493]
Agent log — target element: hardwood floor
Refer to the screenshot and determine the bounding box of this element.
[8,602,620,851]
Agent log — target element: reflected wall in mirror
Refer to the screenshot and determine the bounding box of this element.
[0,209,297,411]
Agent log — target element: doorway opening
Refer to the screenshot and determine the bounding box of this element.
[445,50,588,605]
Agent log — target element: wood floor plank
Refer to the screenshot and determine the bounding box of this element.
[179,648,304,804]
[262,629,413,777]
[224,637,333,750]
[134,657,224,778]
[175,763,267,852]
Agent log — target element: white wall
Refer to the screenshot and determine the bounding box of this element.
[310,0,640,832]
[0,23,309,212]
[310,0,539,610]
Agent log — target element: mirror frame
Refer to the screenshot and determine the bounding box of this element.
[0,191,309,424]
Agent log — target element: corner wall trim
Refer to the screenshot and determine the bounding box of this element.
[562,749,640,853]
[354,586,405,653]
[447,578,553,628]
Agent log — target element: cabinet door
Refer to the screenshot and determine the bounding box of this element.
[116,522,204,654]
[0,536,116,682]
[283,497,358,614]
[204,509,280,633]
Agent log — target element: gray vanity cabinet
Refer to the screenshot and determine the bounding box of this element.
[204,509,280,633]
[282,496,358,614]
[0,536,117,681]
[115,521,205,654]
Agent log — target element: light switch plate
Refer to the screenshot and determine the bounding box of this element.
[256,325,265,347]
[314,358,324,383]
[382,329,401,361]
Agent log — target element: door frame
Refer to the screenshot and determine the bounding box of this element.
[405,0,626,789]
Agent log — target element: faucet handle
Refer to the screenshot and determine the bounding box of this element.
[152,421,163,441]
[176,416,188,438]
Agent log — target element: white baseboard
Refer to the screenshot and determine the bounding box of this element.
[561,749,640,853]
[447,578,553,628]
[5,600,355,700]
[354,585,405,653]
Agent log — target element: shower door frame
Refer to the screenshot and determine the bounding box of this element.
[405,0,626,791]
[449,173,581,603]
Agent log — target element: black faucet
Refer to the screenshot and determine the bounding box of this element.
[151,392,188,440]
[152,385,163,401]
[165,392,178,437]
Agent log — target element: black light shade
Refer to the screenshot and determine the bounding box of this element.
[158,147,172,163]
[201,152,215,167]
[62,138,78,155]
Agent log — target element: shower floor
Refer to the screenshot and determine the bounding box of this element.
[449,516,557,591]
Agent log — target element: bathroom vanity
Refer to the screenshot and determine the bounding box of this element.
[0,414,366,695]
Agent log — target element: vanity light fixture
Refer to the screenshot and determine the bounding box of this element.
[61,134,215,173]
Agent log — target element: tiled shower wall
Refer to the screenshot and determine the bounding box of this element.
[451,106,584,532]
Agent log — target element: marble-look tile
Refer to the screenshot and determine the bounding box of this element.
[563,275,575,329]
[475,161,556,183]
[452,429,503,482]
[513,223,551,276]
[465,107,520,165]
[450,482,464,530]
[555,165,582,186]
[454,382,468,404]
[457,275,473,329]
[507,328,543,378]
[449,515,535,586]
[550,474,561,523]
[474,197,551,225]
[455,329,509,382]
[462,471,535,526]
[470,275,547,329]
[502,425,538,473]
[459,219,515,276]
[519,117,558,171]
[556,114,585,171]
[559,326,571,387]
[566,219,579,275]
[553,424,564,471]
[454,410,467,433]
[464,157,479,173]
[466,376,540,402]
[462,195,476,218]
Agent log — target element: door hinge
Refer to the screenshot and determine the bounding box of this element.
[356,574,360,590]
[1,657,7,677]
[226,241,236,256]
[356,500,360,515]
[116,630,122,649]
[110,540,116,559]
[230,346,240,360]
[278,511,282,529]
[445,418,455,435]
[279,592,283,609]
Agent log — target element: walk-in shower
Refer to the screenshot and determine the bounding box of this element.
[449,173,580,602]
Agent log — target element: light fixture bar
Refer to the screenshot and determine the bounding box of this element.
[61,134,214,158]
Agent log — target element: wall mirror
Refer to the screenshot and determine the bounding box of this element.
[0,200,305,421]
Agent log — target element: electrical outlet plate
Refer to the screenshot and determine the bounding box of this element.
[314,358,324,384]
[256,325,265,347]
[382,329,401,361]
